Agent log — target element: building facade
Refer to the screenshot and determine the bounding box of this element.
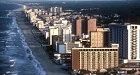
[76,18,83,36]
[66,42,79,53]
[56,43,66,53]
[87,18,96,35]
[90,28,109,47]
[127,24,140,61]
[36,20,45,29]
[72,44,119,71]
[50,7,62,13]
[49,26,59,45]
[109,24,128,59]
[109,24,140,62]
[62,27,72,42]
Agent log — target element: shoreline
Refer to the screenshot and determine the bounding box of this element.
[14,10,68,75]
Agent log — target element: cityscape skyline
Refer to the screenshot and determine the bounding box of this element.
[0,1,140,75]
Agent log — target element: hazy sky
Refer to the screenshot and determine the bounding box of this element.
[10,0,127,1]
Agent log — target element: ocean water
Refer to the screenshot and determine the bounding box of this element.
[0,3,46,75]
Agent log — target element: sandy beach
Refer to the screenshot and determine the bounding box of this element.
[15,11,68,75]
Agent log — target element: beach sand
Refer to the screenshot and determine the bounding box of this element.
[15,11,69,75]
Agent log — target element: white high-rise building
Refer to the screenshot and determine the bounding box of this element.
[50,7,62,13]
[49,26,59,45]
[127,24,140,61]
[62,27,72,42]
[110,23,140,63]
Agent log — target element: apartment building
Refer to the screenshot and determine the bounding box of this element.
[110,24,140,62]
[90,28,110,47]
[72,44,119,71]
[87,18,96,35]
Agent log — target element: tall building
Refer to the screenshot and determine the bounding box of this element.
[49,26,59,45]
[76,18,83,36]
[82,18,87,34]
[87,18,96,35]
[72,44,119,71]
[109,24,140,62]
[62,27,72,42]
[74,17,97,36]
[50,7,62,13]
[109,24,128,59]
[90,28,110,47]
[29,12,36,23]
[72,19,76,34]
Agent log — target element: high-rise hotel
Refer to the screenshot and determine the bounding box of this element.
[74,17,97,37]
[72,28,119,72]
[72,44,119,72]
[90,28,109,47]
[76,18,83,36]
[110,24,140,63]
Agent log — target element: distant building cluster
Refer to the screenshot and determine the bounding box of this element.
[23,5,140,74]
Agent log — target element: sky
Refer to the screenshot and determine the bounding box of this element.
[9,0,127,1]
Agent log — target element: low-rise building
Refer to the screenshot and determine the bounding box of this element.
[52,35,63,50]
[36,20,45,29]
[56,42,66,53]
[66,42,79,53]
[55,42,79,54]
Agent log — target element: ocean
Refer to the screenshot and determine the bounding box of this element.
[0,3,46,75]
